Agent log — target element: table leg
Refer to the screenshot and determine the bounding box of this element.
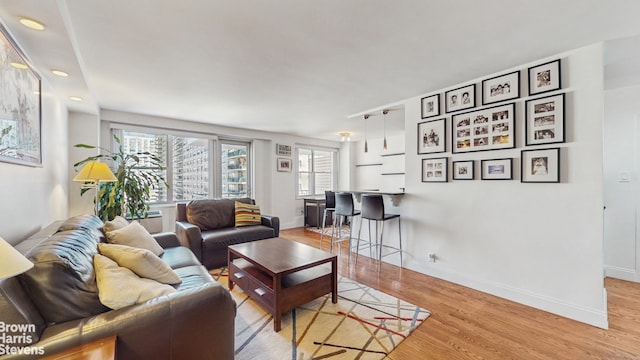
[227,251,235,291]
[274,273,282,331]
[331,257,338,304]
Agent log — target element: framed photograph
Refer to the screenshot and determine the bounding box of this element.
[481,158,513,180]
[452,103,515,154]
[417,118,446,154]
[452,160,474,180]
[482,70,520,105]
[421,157,448,182]
[0,24,42,167]
[277,157,292,172]
[445,84,475,113]
[421,94,440,119]
[521,148,560,183]
[275,143,292,156]
[528,59,561,96]
[525,93,565,146]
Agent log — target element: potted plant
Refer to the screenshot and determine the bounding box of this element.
[74,134,169,221]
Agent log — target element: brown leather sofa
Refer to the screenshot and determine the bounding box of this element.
[175,198,279,269]
[0,215,235,360]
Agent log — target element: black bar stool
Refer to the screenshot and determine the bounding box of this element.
[332,192,361,263]
[319,191,336,250]
[357,194,402,273]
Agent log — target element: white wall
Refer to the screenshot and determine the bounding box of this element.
[602,34,640,282]
[354,43,608,328]
[77,110,341,231]
[0,85,69,244]
[68,111,101,216]
[603,86,640,281]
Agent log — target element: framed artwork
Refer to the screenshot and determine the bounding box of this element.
[277,157,292,172]
[521,148,560,183]
[275,143,292,156]
[452,160,474,180]
[0,24,42,167]
[452,102,515,154]
[417,118,446,154]
[421,157,448,182]
[525,93,565,146]
[445,84,475,113]
[528,59,561,96]
[482,70,520,105]
[481,158,513,180]
[421,94,440,119]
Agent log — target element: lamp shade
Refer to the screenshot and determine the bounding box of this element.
[0,236,33,280]
[73,161,117,182]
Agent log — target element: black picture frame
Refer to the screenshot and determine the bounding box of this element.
[417,118,446,154]
[452,102,516,154]
[452,160,474,180]
[482,70,520,105]
[525,93,565,146]
[521,148,560,183]
[528,59,561,96]
[421,157,448,182]
[445,84,475,113]
[0,23,42,167]
[421,94,440,119]
[481,158,513,180]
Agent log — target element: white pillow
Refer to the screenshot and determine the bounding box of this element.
[98,243,181,285]
[104,221,164,256]
[94,254,176,310]
[103,216,129,233]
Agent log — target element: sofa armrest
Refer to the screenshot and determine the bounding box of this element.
[175,221,204,261]
[21,282,235,360]
[152,232,181,249]
[261,215,280,237]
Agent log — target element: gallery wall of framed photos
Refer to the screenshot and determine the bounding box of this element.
[419,58,566,184]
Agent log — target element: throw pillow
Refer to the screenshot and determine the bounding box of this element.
[103,216,129,233]
[235,201,261,227]
[98,243,181,285]
[104,221,164,256]
[93,254,176,310]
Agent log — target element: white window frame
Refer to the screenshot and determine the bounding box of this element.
[295,145,338,198]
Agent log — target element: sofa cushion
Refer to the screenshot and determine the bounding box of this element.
[235,201,261,227]
[98,243,182,285]
[57,214,105,239]
[20,229,108,324]
[160,246,202,270]
[186,198,253,231]
[103,215,129,233]
[105,221,164,256]
[94,254,177,310]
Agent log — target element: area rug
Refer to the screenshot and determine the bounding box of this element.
[211,268,430,360]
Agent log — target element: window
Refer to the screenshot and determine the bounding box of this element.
[117,128,251,203]
[296,147,336,197]
[172,136,209,201]
[120,130,168,202]
[220,141,250,198]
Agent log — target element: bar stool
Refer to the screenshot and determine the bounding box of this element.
[319,191,336,250]
[357,194,402,273]
[331,192,361,263]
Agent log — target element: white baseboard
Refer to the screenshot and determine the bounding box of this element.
[605,265,637,282]
[404,259,609,329]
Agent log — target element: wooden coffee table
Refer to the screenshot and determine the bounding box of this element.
[228,237,338,331]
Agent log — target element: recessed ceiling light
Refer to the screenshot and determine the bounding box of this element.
[10,62,28,70]
[52,70,68,77]
[69,96,83,102]
[19,17,45,31]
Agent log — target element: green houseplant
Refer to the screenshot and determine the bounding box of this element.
[74,134,169,221]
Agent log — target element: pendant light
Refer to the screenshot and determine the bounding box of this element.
[363,114,369,153]
[382,109,389,151]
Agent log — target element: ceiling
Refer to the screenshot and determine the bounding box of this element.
[1,0,640,142]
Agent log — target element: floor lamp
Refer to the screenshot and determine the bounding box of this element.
[73,161,117,215]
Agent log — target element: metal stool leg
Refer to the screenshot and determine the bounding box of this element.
[320,208,329,249]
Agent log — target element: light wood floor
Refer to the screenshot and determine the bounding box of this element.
[281,227,640,360]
